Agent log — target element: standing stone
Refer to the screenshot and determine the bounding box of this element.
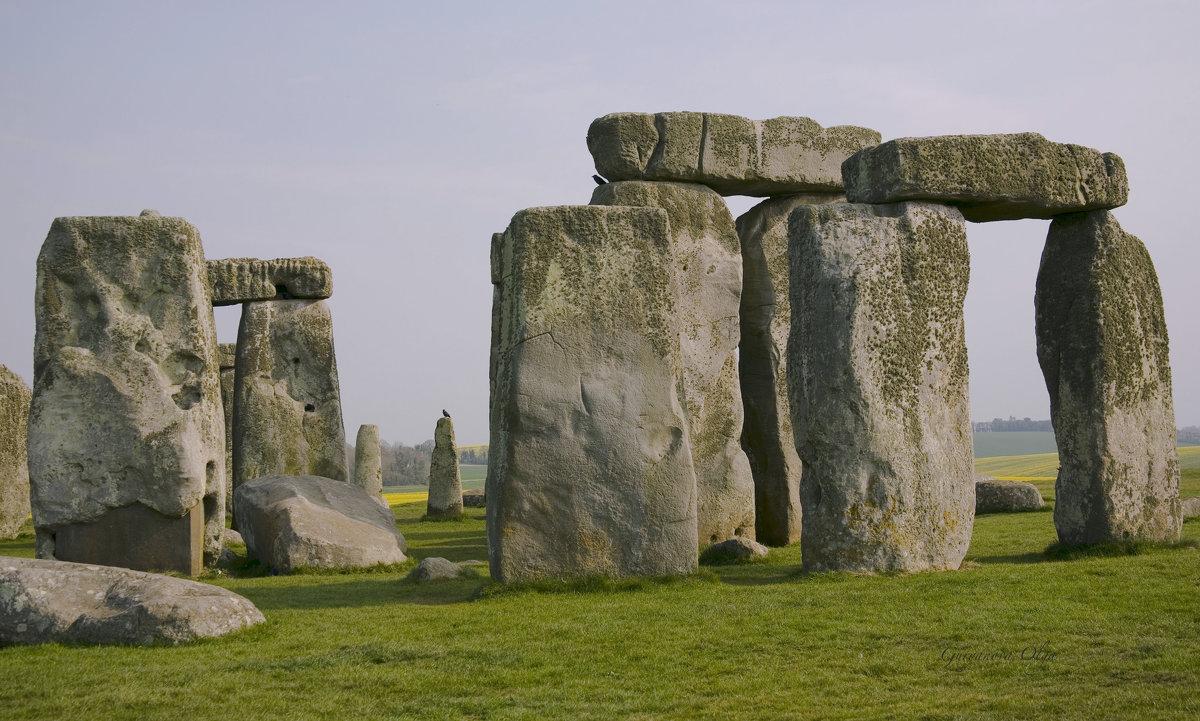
[841,133,1128,222]
[207,257,333,306]
[735,192,843,546]
[232,299,347,500]
[591,180,754,544]
[29,215,226,575]
[353,423,384,502]
[427,416,463,519]
[788,202,974,572]
[587,112,880,196]
[218,343,236,511]
[1035,210,1180,545]
[0,366,31,539]
[488,205,698,583]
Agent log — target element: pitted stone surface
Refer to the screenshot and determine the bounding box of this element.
[1036,210,1180,545]
[735,193,843,546]
[427,416,463,519]
[29,215,225,571]
[591,180,754,544]
[487,205,698,583]
[975,479,1045,514]
[0,366,31,539]
[208,257,332,306]
[234,474,406,573]
[0,557,264,646]
[788,202,974,572]
[588,112,880,197]
[842,133,1128,222]
[232,299,347,498]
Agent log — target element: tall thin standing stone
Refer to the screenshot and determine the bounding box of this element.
[232,299,347,499]
[1035,210,1180,545]
[788,202,974,573]
[218,343,236,512]
[735,192,843,546]
[28,214,225,575]
[353,424,384,502]
[0,366,31,539]
[426,416,463,520]
[591,180,755,544]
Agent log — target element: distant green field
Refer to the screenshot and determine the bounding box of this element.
[972,431,1058,457]
[383,464,486,494]
[975,446,1200,501]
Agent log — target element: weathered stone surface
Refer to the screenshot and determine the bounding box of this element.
[232,300,347,504]
[0,557,263,646]
[488,205,698,583]
[234,475,406,573]
[588,112,880,197]
[461,489,485,508]
[427,416,463,519]
[29,215,226,574]
[407,556,478,582]
[207,257,332,306]
[0,366,31,539]
[1035,211,1180,545]
[218,343,236,511]
[699,536,769,565]
[735,193,843,546]
[591,181,754,544]
[353,424,384,502]
[975,479,1044,514]
[788,202,974,572]
[224,528,244,546]
[842,133,1128,222]
[1181,497,1200,520]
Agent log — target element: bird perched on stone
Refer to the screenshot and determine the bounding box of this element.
[592,174,608,185]
[442,409,450,418]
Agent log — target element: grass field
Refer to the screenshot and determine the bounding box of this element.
[976,446,1200,503]
[972,431,1058,457]
[0,458,1198,719]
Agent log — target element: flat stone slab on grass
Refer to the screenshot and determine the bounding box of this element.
[588,112,879,196]
[234,475,407,573]
[0,557,263,646]
[842,133,1128,222]
[461,489,485,508]
[208,257,332,306]
[1182,497,1200,520]
[407,556,479,582]
[975,479,1045,513]
[699,537,769,565]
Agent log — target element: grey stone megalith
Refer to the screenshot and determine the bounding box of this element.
[353,423,384,502]
[28,213,226,575]
[218,342,237,511]
[788,202,974,572]
[590,180,755,544]
[427,416,463,520]
[488,205,698,583]
[734,192,844,546]
[232,299,348,503]
[1035,210,1181,545]
[0,365,31,539]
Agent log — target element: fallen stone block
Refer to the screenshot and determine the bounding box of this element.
[975,479,1045,513]
[1036,210,1180,544]
[461,489,486,508]
[207,257,332,306]
[588,112,879,196]
[699,536,769,565]
[0,557,263,646]
[842,133,1128,222]
[234,475,407,573]
[407,556,478,582]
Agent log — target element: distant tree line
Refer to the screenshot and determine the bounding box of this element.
[1179,426,1200,445]
[973,417,1053,432]
[346,441,489,486]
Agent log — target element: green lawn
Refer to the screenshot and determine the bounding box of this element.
[0,469,1198,719]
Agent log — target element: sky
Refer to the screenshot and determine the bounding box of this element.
[1,1,1197,445]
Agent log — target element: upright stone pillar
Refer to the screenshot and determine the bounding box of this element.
[788,202,974,573]
[1035,210,1180,545]
[0,366,31,539]
[591,180,754,544]
[426,416,463,520]
[28,213,226,575]
[218,343,236,512]
[353,423,384,502]
[232,299,347,497]
[735,193,843,546]
[488,205,699,582]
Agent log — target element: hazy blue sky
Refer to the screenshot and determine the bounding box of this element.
[1,1,1197,444]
